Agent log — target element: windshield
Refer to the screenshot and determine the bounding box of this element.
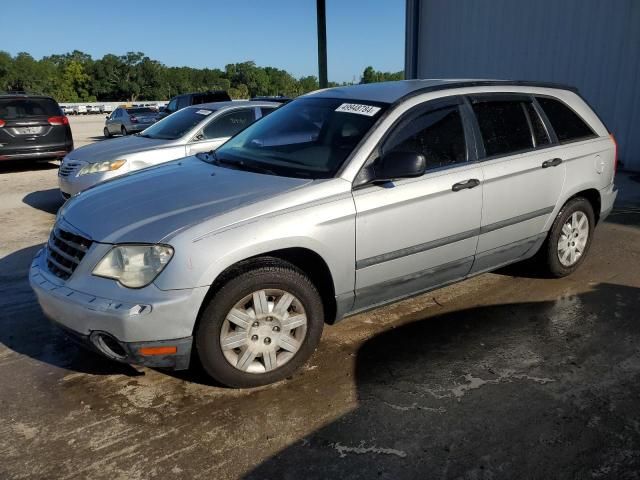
[140,107,214,140]
[214,97,387,178]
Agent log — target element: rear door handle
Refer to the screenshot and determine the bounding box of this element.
[542,158,563,168]
[452,178,480,192]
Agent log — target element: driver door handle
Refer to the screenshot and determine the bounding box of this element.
[452,178,480,192]
[542,158,563,168]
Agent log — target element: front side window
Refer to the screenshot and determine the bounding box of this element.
[536,97,595,143]
[383,104,467,170]
[166,98,178,113]
[140,107,215,140]
[203,109,256,139]
[260,107,277,118]
[214,97,387,178]
[472,100,533,157]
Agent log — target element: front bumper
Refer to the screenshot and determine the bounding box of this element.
[29,248,208,370]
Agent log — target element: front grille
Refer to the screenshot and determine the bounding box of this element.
[59,159,84,177]
[46,228,93,280]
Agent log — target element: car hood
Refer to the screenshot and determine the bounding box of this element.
[65,135,176,163]
[59,156,312,243]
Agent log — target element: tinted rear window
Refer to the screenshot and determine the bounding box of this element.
[126,107,154,114]
[472,100,533,157]
[0,97,60,118]
[536,97,595,143]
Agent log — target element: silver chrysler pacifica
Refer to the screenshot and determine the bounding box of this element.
[30,80,618,387]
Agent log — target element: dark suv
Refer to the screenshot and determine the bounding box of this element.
[0,93,73,162]
[158,90,231,119]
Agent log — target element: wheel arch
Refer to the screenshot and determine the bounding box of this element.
[193,247,339,337]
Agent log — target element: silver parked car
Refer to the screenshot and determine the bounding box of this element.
[31,80,617,388]
[103,106,157,137]
[58,101,279,198]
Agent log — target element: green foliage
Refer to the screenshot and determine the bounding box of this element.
[0,50,401,102]
[361,66,404,84]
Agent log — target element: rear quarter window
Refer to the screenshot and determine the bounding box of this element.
[536,97,596,143]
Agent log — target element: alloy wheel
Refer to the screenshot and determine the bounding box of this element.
[557,210,589,267]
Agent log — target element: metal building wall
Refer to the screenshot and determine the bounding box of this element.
[405,0,640,171]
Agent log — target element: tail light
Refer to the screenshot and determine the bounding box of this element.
[48,116,69,126]
[129,115,138,123]
[0,119,5,127]
[610,133,618,173]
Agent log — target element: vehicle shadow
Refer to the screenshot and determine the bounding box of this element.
[22,188,64,214]
[0,244,142,377]
[245,282,640,479]
[0,160,59,174]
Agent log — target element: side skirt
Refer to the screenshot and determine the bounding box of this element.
[332,233,548,323]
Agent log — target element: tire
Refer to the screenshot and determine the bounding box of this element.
[103,127,111,138]
[539,197,595,277]
[121,126,128,136]
[195,259,324,388]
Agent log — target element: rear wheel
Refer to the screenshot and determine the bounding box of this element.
[103,127,111,138]
[121,126,128,136]
[539,197,595,277]
[195,260,324,388]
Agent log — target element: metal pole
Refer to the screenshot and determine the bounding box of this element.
[317,0,328,88]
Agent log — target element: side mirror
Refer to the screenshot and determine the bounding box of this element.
[373,151,426,183]
[105,115,109,120]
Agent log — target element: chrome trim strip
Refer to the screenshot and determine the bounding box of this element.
[356,206,555,269]
[47,239,81,264]
[46,254,73,275]
[53,229,89,252]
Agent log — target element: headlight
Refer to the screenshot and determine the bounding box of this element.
[93,244,174,288]
[78,159,126,176]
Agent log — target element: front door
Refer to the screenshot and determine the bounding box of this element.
[352,97,483,310]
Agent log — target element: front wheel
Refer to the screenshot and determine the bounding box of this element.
[103,127,111,138]
[195,260,325,388]
[539,197,595,277]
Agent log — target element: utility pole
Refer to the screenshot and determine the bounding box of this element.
[316,0,328,88]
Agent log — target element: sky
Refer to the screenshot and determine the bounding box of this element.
[1,0,405,83]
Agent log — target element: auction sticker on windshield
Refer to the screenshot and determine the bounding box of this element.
[196,110,212,115]
[335,103,381,116]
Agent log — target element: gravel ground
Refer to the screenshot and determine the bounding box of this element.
[0,117,639,479]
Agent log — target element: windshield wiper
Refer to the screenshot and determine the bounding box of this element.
[214,155,277,176]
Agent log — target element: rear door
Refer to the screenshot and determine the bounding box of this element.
[0,97,68,153]
[186,108,258,155]
[353,97,483,310]
[469,94,565,273]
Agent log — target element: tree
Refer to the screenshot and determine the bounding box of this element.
[361,66,403,84]
[0,49,402,102]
